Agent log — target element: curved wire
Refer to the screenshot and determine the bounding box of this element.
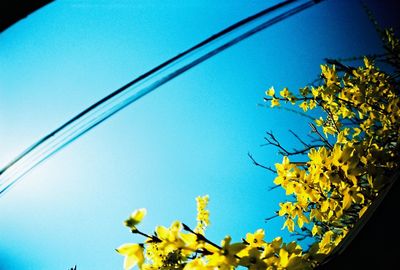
[0,0,325,195]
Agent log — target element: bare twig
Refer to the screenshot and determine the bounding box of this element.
[268,185,281,191]
[262,131,291,156]
[263,96,315,102]
[182,223,242,259]
[247,152,276,173]
[290,161,308,167]
[291,230,313,242]
[326,53,388,63]
[314,98,341,134]
[324,58,356,73]
[263,131,323,157]
[309,123,333,149]
[182,223,222,250]
[132,228,161,243]
[291,145,322,156]
[307,133,325,144]
[265,213,279,223]
[289,129,310,148]
[308,76,324,87]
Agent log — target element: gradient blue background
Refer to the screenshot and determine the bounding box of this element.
[0,1,399,269]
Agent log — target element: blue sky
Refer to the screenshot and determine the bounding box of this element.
[0,0,398,269]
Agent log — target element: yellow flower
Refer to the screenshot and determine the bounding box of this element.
[310,208,323,221]
[275,156,292,174]
[299,86,310,96]
[147,222,199,266]
[296,212,309,228]
[124,208,147,230]
[315,117,324,126]
[155,221,190,253]
[278,246,305,269]
[195,195,210,235]
[322,125,336,137]
[245,229,265,248]
[311,86,320,98]
[280,87,290,98]
[309,99,317,109]
[311,224,322,236]
[116,243,145,270]
[352,127,362,138]
[359,205,369,218]
[331,144,354,168]
[282,217,295,232]
[363,57,372,69]
[301,184,320,203]
[320,64,337,86]
[286,256,311,270]
[239,248,267,270]
[207,236,245,269]
[299,101,308,112]
[339,105,353,118]
[265,86,275,97]
[271,236,283,250]
[183,258,214,270]
[278,202,294,216]
[271,98,280,107]
[341,184,365,210]
[319,231,334,254]
[308,147,329,165]
[285,181,302,196]
[274,156,295,186]
[279,248,290,267]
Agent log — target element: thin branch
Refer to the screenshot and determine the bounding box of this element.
[265,213,279,223]
[307,133,324,144]
[268,185,281,191]
[263,131,322,157]
[325,107,341,134]
[263,96,315,102]
[290,145,322,156]
[315,98,341,134]
[290,161,308,167]
[336,95,388,114]
[182,223,222,250]
[324,58,356,73]
[292,231,313,242]
[247,153,276,173]
[290,129,325,154]
[326,53,388,63]
[289,129,310,148]
[307,76,324,87]
[309,123,333,149]
[262,131,291,156]
[132,228,161,243]
[182,223,243,259]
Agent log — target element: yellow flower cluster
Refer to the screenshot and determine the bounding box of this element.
[117,198,325,270]
[118,28,399,269]
[265,30,399,259]
[195,195,210,235]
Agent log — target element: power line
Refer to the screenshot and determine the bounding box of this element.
[0,0,325,195]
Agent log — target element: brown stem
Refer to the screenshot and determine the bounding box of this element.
[132,228,161,243]
[309,123,333,149]
[248,153,276,173]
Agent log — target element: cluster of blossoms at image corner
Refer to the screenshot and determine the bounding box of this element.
[116,26,400,270]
